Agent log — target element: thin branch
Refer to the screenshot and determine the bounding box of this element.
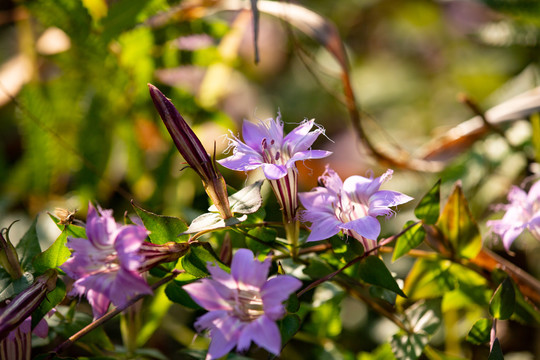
[50,270,182,357]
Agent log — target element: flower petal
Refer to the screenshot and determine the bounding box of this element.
[368,190,413,217]
[261,276,302,319]
[250,316,282,355]
[341,216,381,240]
[288,149,332,165]
[231,249,270,290]
[183,279,234,311]
[261,163,288,180]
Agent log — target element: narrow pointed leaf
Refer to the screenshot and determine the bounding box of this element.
[488,338,504,360]
[15,217,41,271]
[436,182,482,259]
[358,256,406,297]
[279,314,301,347]
[415,180,441,224]
[466,318,492,345]
[393,221,426,261]
[132,202,188,244]
[402,259,455,302]
[209,180,264,215]
[489,277,515,320]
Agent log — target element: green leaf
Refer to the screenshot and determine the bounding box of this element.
[101,0,149,42]
[512,282,540,325]
[405,299,442,335]
[185,213,246,234]
[32,278,66,328]
[488,338,504,360]
[15,217,41,271]
[209,180,264,215]
[33,231,71,273]
[0,272,34,302]
[415,180,440,224]
[489,277,515,320]
[391,332,429,360]
[180,242,225,278]
[246,227,277,254]
[402,259,455,301]
[133,202,188,245]
[466,318,492,345]
[370,285,397,304]
[393,221,426,261]
[165,273,200,309]
[358,343,396,360]
[436,182,482,259]
[358,256,406,297]
[279,314,301,346]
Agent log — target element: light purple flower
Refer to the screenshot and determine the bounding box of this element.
[487,180,540,250]
[299,167,413,251]
[61,204,152,318]
[218,113,331,222]
[183,249,302,359]
[0,315,51,360]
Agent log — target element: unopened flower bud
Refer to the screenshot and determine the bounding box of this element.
[0,269,57,339]
[0,233,23,280]
[148,84,233,219]
[138,241,190,273]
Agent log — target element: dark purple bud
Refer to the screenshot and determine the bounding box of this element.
[148,84,233,219]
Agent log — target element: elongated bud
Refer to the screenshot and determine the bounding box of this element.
[0,233,23,280]
[138,241,190,273]
[148,84,233,219]
[0,269,57,339]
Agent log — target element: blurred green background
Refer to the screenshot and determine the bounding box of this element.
[1,0,540,358]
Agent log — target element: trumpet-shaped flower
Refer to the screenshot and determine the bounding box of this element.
[61,204,152,318]
[219,113,331,222]
[183,249,302,359]
[487,180,540,250]
[299,167,413,251]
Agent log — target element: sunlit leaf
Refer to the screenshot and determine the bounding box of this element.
[489,277,516,320]
[358,256,406,297]
[132,202,188,244]
[391,332,429,360]
[393,221,426,261]
[165,275,200,310]
[405,299,442,335]
[436,182,482,259]
[466,318,492,345]
[33,231,71,273]
[0,272,34,302]
[184,213,246,234]
[414,180,440,224]
[402,259,455,302]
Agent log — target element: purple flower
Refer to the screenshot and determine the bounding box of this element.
[299,167,413,251]
[61,204,152,318]
[218,113,331,223]
[0,315,51,360]
[487,180,540,250]
[183,249,302,359]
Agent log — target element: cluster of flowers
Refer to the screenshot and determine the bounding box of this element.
[3,84,538,360]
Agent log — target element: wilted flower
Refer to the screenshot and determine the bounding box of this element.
[148,84,233,219]
[183,249,302,359]
[219,113,331,223]
[61,204,152,318]
[487,180,540,250]
[0,270,57,341]
[299,167,413,251]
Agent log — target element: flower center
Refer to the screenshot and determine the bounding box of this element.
[232,289,265,322]
[334,193,368,224]
[261,138,289,166]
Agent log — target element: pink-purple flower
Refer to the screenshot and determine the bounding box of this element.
[61,204,152,318]
[218,113,331,224]
[487,180,540,250]
[299,167,413,251]
[183,249,302,359]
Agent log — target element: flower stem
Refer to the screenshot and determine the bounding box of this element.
[284,218,300,260]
